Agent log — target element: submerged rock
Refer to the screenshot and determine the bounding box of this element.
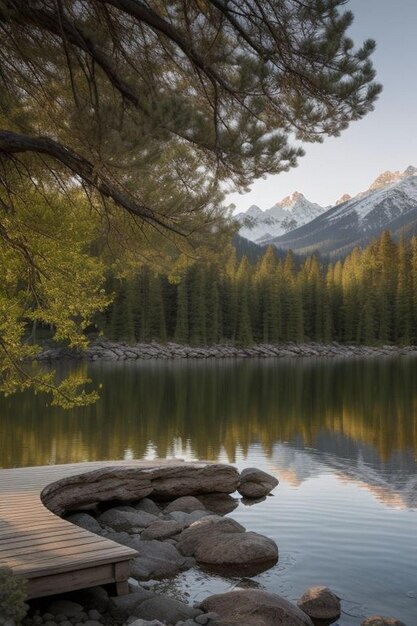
[238,467,278,499]
[297,586,341,624]
[200,589,313,625]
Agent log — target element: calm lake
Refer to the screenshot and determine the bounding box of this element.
[1,357,417,625]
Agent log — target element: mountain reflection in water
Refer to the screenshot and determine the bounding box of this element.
[1,356,417,509]
[2,356,417,625]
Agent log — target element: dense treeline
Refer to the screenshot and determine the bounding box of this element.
[100,231,417,346]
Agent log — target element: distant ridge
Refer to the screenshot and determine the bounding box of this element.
[238,165,417,258]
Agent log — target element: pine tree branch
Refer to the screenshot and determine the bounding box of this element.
[0,129,185,234]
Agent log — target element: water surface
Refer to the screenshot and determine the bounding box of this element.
[1,357,417,624]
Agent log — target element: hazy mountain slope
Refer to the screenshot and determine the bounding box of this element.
[235,192,324,242]
[265,166,417,257]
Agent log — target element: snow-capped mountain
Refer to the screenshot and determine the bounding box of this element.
[263,165,417,257]
[235,192,324,243]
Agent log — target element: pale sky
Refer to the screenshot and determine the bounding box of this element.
[228,0,417,212]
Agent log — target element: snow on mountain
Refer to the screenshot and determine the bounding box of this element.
[235,192,324,243]
[264,165,417,257]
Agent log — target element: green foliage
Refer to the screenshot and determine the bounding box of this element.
[0,567,28,624]
[102,232,417,347]
[0,178,110,407]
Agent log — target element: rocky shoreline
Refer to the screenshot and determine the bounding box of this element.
[19,463,405,626]
[36,339,417,363]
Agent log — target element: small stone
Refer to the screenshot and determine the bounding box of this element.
[44,622,57,626]
[66,513,102,534]
[361,617,406,626]
[87,611,101,621]
[238,467,278,499]
[55,616,67,624]
[83,621,102,626]
[76,587,109,614]
[141,520,183,541]
[133,499,161,516]
[47,601,84,619]
[33,617,43,625]
[61,622,72,626]
[42,615,55,622]
[195,613,217,624]
[297,586,341,622]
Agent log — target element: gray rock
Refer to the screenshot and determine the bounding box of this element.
[98,508,159,532]
[131,596,202,624]
[109,590,155,619]
[238,467,278,499]
[42,615,56,621]
[196,494,238,515]
[110,590,201,624]
[361,618,406,626]
[87,610,101,621]
[66,513,102,534]
[44,621,58,626]
[297,586,341,623]
[126,621,165,626]
[47,602,83,618]
[133,499,162,516]
[83,622,101,626]
[200,590,313,625]
[75,587,109,614]
[141,520,183,541]
[177,517,278,574]
[168,510,211,528]
[42,463,240,516]
[164,496,207,514]
[128,538,194,579]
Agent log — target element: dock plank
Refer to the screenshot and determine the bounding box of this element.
[0,460,177,599]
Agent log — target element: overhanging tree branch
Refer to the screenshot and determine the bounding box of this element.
[0,129,185,234]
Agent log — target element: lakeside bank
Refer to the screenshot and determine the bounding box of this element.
[36,340,417,362]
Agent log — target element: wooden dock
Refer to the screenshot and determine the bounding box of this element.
[0,461,166,599]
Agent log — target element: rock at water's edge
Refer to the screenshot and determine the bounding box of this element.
[200,589,313,625]
[297,586,341,623]
[237,467,278,499]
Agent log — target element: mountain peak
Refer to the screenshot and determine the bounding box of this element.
[369,170,402,192]
[403,165,417,178]
[277,191,305,209]
[336,193,352,206]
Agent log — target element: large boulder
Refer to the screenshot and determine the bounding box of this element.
[177,517,278,575]
[238,468,278,499]
[297,586,341,624]
[200,590,313,625]
[110,590,202,624]
[42,463,240,516]
[361,618,406,626]
[98,508,159,533]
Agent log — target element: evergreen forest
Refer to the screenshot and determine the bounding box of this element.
[101,231,417,347]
